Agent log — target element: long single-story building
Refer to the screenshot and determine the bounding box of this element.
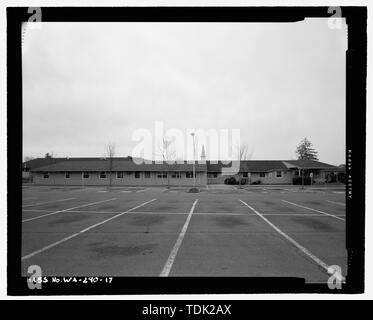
[24,157,341,186]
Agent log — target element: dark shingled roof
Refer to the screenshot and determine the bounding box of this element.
[28,158,336,173]
[207,160,288,172]
[23,158,67,170]
[283,160,336,169]
[24,157,140,170]
[31,159,207,172]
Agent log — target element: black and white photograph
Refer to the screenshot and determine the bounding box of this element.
[4,4,368,299]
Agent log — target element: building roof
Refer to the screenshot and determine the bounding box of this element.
[207,160,288,172]
[23,158,67,170]
[283,160,337,169]
[207,160,336,172]
[31,159,207,172]
[24,157,139,170]
[28,157,337,173]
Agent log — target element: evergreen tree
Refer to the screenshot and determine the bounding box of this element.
[296,137,318,161]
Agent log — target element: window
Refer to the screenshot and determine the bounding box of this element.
[134,171,140,178]
[186,171,194,178]
[43,173,49,179]
[243,172,248,178]
[259,172,265,178]
[65,172,70,179]
[157,173,167,178]
[145,172,151,178]
[99,172,106,179]
[126,172,132,177]
[117,172,124,179]
[276,171,282,178]
[171,172,181,178]
[83,172,89,179]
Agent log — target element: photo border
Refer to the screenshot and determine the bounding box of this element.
[7,6,366,295]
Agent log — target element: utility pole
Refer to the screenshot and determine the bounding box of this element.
[191,132,196,188]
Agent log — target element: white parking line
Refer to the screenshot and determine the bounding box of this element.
[333,191,345,194]
[239,200,333,276]
[160,199,199,277]
[22,198,117,223]
[21,198,157,260]
[23,209,52,212]
[326,200,345,206]
[281,200,345,222]
[22,198,76,208]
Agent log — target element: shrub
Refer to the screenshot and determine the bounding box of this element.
[224,177,237,185]
[251,180,261,185]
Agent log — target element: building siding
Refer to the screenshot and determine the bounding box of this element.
[32,171,207,186]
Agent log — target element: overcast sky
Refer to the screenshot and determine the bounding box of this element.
[22,20,347,165]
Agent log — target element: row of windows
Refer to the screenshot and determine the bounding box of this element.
[43,171,284,179]
[207,171,284,179]
[253,172,283,178]
[43,171,196,179]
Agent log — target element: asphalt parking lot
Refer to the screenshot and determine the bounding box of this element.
[21,185,346,282]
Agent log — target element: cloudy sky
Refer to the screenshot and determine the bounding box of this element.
[22,20,347,165]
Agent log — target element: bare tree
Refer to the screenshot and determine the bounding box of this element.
[235,142,253,160]
[238,143,248,160]
[105,142,116,188]
[159,137,176,189]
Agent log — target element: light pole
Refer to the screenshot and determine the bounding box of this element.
[191,132,196,188]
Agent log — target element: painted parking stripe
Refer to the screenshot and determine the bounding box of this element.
[22,209,346,217]
[22,198,76,208]
[333,191,345,194]
[21,198,157,260]
[22,198,117,223]
[326,200,345,206]
[160,199,199,277]
[281,200,345,222]
[239,200,335,277]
